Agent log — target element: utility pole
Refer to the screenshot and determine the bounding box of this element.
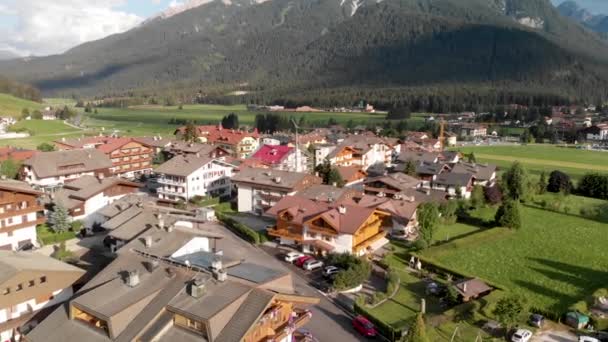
[291,118,301,172]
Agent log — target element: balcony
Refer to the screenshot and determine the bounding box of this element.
[271,310,313,342]
[157,178,186,186]
[354,230,388,254]
[157,187,186,196]
[267,227,304,242]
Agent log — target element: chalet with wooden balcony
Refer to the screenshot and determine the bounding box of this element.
[363,173,421,198]
[266,195,391,255]
[55,136,153,179]
[174,125,260,159]
[27,220,318,342]
[0,180,46,251]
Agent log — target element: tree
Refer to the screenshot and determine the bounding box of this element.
[484,184,503,205]
[404,159,417,176]
[31,110,42,120]
[314,159,331,182]
[49,204,71,233]
[492,296,527,332]
[418,203,439,246]
[578,173,608,200]
[537,171,547,195]
[21,108,30,119]
[495,200,522,230]
[547,170,572,194]
[470,185,485,209]
[407,313,429,342]
[182,121,198,142]
[84,103,92,113]
[386,106,411,120]
[327,167,345,187]
[502,162,528,201]
[221,113,239,129]
[466,152,477,163]
[0,159,20,179]
[37,142,55,152]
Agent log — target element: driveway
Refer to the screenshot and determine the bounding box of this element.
[230,213,275,232]
[532,330,577,342]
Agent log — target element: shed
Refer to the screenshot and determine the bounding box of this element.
[565,311,589,329]
[453,278,493,302]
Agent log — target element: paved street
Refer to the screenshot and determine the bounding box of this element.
[203,222,367,341]
[531,330,577,342]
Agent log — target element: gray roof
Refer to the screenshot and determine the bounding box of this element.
[296,184,354,202]
[364,173,421,192]
[451,162,496,181]
[0,251,84,284]
[232,167,318,191]
[0,179,41,195]
[164,141,221,155]
[416,162,448,175]
[54,176,140,210]
[215,288,275,342]
[154,154,223,177]
[435,172,474,187]
[398,151,439,164]
[24,149,112,178]
[134,136,173,148]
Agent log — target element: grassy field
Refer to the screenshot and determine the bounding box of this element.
[421,203,608,314]
[452,144,608,181]
[0,93,43,117]
[0,120,87,149]
[84,104,389,135]
[43,98,78,107]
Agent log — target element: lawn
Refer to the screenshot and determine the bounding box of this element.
[0,120,87,149]
[0,93,43,117]
[452,144,608,182]
[421,205,608,314]
[37,224,77,245]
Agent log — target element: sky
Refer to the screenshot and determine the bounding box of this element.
[0,0,186,57]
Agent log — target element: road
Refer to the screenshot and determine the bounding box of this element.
[202,221,366,341]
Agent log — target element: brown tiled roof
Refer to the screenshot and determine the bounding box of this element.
[335,165,367,183]
[315,204,377,235]
[0,179,42,195]
[54,176,140,210]
[232,167,320,191]
[364,173,421,192]
[266,195,329,225]
[23,149,112,178]
[154,154,219,177]
[451,162,496,181]
[453,278,492,297]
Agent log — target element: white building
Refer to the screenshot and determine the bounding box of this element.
[0,180,46,251]
[0,251,84,342]
[585,124,608,141]
[154,154,235,202]
[251,144,308,172]
[314,144,337,166]
[20,149,113,191]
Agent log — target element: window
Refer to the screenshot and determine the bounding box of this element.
[40,276,47,283]
[187,319,202,331]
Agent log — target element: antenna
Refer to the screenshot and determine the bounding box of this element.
[291,118,301,172]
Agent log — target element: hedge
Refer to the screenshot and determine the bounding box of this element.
[216,212,264,244]
[354,301,406,342]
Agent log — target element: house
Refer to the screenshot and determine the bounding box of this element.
[314,144,337,166]
[432,172,475,198]
[335,165,367,187]
[298,132,327,147]
[297,184,360,203]
[20,149,112,191]
[415,162,451,186]
[266,196,391,255]
[41,108,57,121]
[357,195,419,238]
[451,162,497,186]
[363,173,421,198]
[454,123,487,137]
[0,251,84,342]
[52,176,141,228]
[55,136,153,178]
[27,219,319,342]
[162,141,230,159]
[174,125,260,158]
[453,278,492,302]
[335,135,394,170]
[0,180,46,250]
[583,123,608,141]
[0,146,37,162]
[231,168,322,213]
[251,144,308,172]
[154,154,235,202]
[0,117,16,133]
[133,136,173,154]
[398,151,440,165]
[445,132,458,147]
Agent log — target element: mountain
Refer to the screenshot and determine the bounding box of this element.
[1,0,608,106]
[0,51,19,61]
[557,0,608,33]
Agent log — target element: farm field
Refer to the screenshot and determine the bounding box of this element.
[0,120,87,149]
[452,144,608,181]
[420,204,608,314]
[0,93,43,117]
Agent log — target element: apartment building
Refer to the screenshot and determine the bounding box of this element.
[0,251,84,342]
[27,220,318,342]
[174,125,260,158]
[231,168,322,213]
[52,176,141,228]
[0,180,46,251]
[55,136,153,178]
[21,149,112,190]
[251,144,308,172]
[154,154,235,202]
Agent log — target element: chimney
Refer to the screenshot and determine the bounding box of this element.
[189,277,208,298]
[463,282,467,293]
[338,205,347,215]
[157,213,164,230]
[126,270,140,287]
[144,236,153,248]
[144,260,159,273]
[211,254,227,282]
[274,177,282,184]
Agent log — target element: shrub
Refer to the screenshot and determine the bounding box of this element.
[353,302,405,341]
[327,253,372,291]
[216,212,262,244]
[578,173,608,200]
[484,184,503,205]
[495,200,522,230]
[412,239,428,251]
[547,170,573,194]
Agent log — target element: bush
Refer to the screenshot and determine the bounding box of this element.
[495,200,522,230]
[547,170,573,194]
[327,253,372,291]
[216,211,263,244]
[578,173,608,200]
[386,269,400,296]
[412,239,428,251]
[484,184,503,205]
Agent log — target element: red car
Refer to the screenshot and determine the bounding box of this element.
[294,255,313,267]
[353,315,377,338]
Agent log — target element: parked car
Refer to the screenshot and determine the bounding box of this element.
[579,336,601,342]
[303,259,324,271]
[352,315,377,337]
[295,255,313,267]
[322,266,341,278]
[284,251,305,263]
[580,331,608,342]
[529,314,544,328]
[511,329,533,342]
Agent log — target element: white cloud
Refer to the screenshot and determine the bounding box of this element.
[1,0,143,56]
[169,0,184,8]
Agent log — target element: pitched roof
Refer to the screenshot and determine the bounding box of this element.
[314,205,378,235]
[54,176,140,210]
[451,162,496,181]
[335,165,367,183]
[231,167,320,191]
[416,162,449,176]
[55,136,135,153]
[398,151,439,164]
[296,184,357,203]
[266,195,329,225]
[163,141,226,156]
[0,146,37,162]
[0,251,84,284]
[133,136,173,148]
[453,278,492,297]
[0,179,42,195]
[364,173,421,192]
[435,172,474,187]
[251,144,293,165]
[154,154,224,177]
[175,125,259,146]
[23,149,112,178]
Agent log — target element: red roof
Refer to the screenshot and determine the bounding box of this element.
[175,125,260,146]
[0,147,37,162]
[55,136,136,153]
[252,145,293,165]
